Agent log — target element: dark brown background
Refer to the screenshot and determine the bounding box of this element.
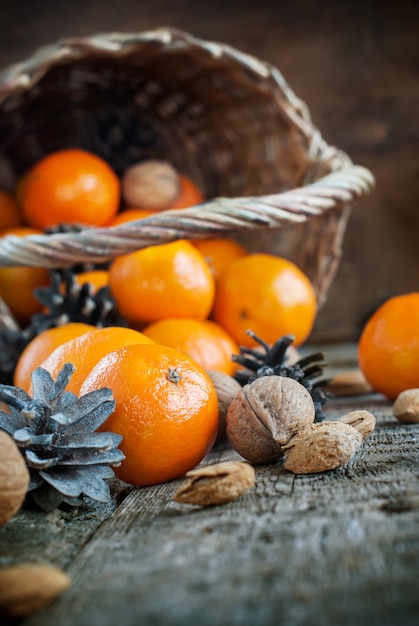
[0,0,418,342]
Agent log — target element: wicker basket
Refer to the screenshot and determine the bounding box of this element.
[0,27,374,307]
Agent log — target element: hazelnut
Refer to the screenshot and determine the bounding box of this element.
[393,389,419,423]
[226,376,315,464]
[0,431,30,527]
[121,160,180,210]
[206,370,241,445]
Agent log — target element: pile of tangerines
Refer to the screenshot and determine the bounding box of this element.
[1,148,418,489]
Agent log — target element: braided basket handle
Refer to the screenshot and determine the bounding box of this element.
[0,165,374,269]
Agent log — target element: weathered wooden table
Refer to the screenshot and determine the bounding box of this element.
[1,344,418,626]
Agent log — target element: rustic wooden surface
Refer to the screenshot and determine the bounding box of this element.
[1,344,418,626]
[0,0,418,341]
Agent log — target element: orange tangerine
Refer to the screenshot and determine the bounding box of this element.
[143,317,239,375]
[21,149,120,229]
[14,322,95,392]
[358,292,419,399]
[192,237,248,280]
[0,190,22,230]
[0,227,50,323]
[39,326,154,394]
[213,253,317,347]
[170,175,204,209]
[80,343,219,486]
[108,208,156,226]
[109,240,215,325]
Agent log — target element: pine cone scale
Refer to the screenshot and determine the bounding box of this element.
[0,366,125,511]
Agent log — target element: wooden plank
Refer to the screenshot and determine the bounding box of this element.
[19,396,419,626]
[0,491,124,571]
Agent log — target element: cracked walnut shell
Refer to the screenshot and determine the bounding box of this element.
[226,376,315,464]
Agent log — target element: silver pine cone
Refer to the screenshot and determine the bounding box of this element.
[0,363,125,511]
[32,269,125,330]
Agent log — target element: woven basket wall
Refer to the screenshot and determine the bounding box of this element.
[0,27,374,307]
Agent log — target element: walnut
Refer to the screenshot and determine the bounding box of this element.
[206,370,241,445]
[283,422,363,474]
[121,160,180,210]
[226,376,315,464]
[0,563,71,619]
[0,431,30,527]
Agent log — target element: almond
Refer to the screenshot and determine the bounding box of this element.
[325,369,373,396]
[174,461,255,506]
[337,410,376,439]
[283,421,363,474]
[0,562,71,618]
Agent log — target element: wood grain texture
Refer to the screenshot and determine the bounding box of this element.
[0,0,418,340]
[0,495,123,570]
[17,397,419,626]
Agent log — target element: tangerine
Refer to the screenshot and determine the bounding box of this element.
[142,317,239,375]
[107,208,156,226]
[0,190,22,230]
[80,343,219,486]
[73,270,109,292]
[0,227,50,323]
[358,292,419,399]
[191,238,248,280]
[39,326,154,394]
[21,149,120,229]
[14,322,95,392]
[212,253,317,347]
[170,175,204,209]
[109,239,215,325]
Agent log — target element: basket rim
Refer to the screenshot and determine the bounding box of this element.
[0,26,342,170]
[0,27,302,104]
